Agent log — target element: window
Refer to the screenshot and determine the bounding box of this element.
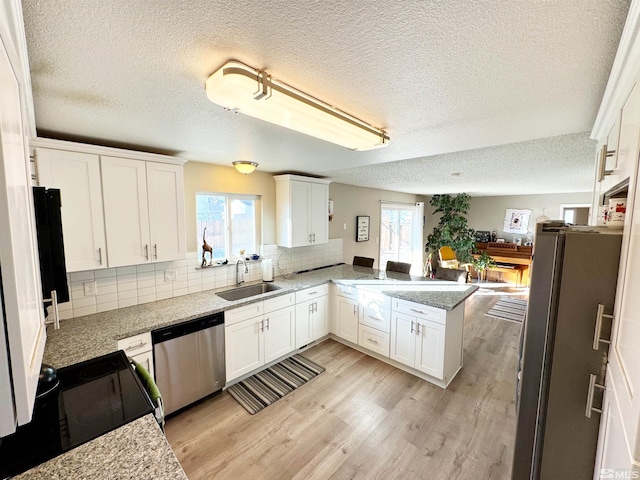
[379,202,424,275]
[196,193,260,261]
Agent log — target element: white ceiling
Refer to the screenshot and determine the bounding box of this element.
[21,0,629,196]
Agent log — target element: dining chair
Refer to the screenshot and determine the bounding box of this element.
[386,261,412,274]
[353,256,375,268]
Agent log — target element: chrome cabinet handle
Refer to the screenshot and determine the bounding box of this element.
[598,144,616,182]
[593,304,614,350]
[416,323,422,335]
[585,374,605,418]
[312,233,316,242]
[125,340,148,352]
[367,338,379,344]
[265,318,269,330]
[353,305,357,315]
[308,291,318,296]
[260,320,264,332]
[368,314,380,321]
[98,247,103,265]
[410,321,415,334]
[410,308,425,315]
[144,244,149,260]
[154,244,158,259]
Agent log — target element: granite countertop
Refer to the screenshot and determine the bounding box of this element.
[44,264,477,369]
[14,415,187,480]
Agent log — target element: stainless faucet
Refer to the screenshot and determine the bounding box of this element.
[236,257,248,286]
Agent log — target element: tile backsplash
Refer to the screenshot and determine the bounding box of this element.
[57,239,343,319]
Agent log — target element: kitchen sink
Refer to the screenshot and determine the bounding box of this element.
[216,283,281,301]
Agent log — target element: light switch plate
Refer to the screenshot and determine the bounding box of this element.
[164,270,177,282]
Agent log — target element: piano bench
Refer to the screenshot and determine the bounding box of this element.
[489,264,527,287]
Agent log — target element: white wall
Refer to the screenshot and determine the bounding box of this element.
[328,183,423,268]
[467,192,592,241]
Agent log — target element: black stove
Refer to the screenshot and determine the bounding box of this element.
[0,350,153,479]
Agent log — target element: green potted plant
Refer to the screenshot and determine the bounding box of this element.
[425,193,476,273]
[472,250,496,282]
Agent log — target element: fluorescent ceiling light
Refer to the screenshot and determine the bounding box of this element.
[205,60,389,151]
[233,161,258,174]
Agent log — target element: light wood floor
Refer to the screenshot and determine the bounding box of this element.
[165,289,523,480]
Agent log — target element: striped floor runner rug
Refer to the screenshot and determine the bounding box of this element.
[227,354,325,415]
[485,296,528,323]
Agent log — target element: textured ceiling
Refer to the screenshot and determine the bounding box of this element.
[21,0,629,195]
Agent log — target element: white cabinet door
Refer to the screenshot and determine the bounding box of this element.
[310,182,328,244]
[225,317,264,382]
[265,306,296,363]
[335,296,359,344]
[295,299,313,348]
[101,156,151,267]
[312,295,329,340]
[390,311,416,368]
[415,319,445,379]
[275,175,331,248]
[146,162,186,262]
[36,148,107,271]
[290,180,311,247]
[0,36,45,434]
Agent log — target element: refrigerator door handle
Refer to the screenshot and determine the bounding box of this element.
[585,374,605,418]
[593,304,615,350]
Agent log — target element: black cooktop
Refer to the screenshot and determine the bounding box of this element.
[0,350,153,479]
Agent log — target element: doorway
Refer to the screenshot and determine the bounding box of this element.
[559,204,591,225]
[379,202,423,275]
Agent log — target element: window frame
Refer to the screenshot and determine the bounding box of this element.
[196,192,261,262]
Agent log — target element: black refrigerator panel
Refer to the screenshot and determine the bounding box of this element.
[32,187,69,305]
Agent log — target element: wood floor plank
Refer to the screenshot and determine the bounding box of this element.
[165,289,522,479]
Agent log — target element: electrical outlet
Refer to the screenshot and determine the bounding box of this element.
[83,281,97,296]
[164,270,177,282]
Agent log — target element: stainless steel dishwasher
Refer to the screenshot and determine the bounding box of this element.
[152,312,225,415]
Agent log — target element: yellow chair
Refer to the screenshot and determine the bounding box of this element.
[438,246,472,271]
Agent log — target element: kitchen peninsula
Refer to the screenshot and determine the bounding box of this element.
[23,265,475,479]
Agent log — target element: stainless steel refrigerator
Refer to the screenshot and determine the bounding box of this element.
[512,222,621,480]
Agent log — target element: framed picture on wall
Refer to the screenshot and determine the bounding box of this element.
[356,216,370,242]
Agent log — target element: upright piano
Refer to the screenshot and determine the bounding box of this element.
[474,242,533,286]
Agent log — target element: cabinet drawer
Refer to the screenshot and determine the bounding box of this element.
[359,289,391,310]
[295,284,329,303]
[131,349,154,380]
[117,332,152,354]
[392,298,445,325]
[334,283,358,301]
[359,325,390,357]
[225,301,264,326]
[360,305,391,333]
[264,293,295,314]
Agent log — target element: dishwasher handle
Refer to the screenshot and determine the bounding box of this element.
[152,312,224,344]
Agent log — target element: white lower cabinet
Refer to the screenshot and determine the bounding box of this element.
[333,284,359,344]
[116,332,154,379]
[295,285,329,348]
[225,295,296,383]
[389,311,445,379]
[389,298,463,387]
[358,325,390,357]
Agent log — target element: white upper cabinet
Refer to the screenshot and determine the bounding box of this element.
[0,9,44,435]
[102,156,186,267]
[101,157,151,267]
[274,174,331,248]
[36,148,107,271]
[145,162,187,262]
